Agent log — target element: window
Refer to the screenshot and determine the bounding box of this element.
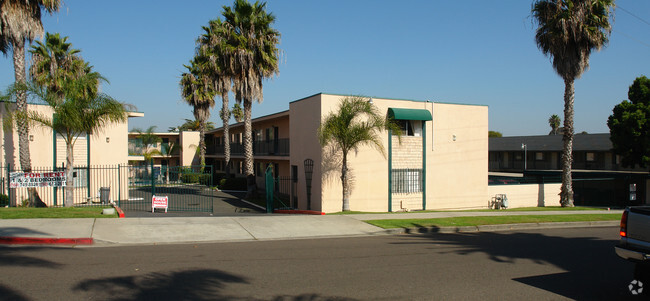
[586,152,596,162]
[535,152,544,161]
[73,168,87,188]
[392,169,422,194]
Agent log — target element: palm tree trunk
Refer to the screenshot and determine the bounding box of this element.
[243,99,255,197]
[222,94,231,177]
[13,39,43,207]
[243,99,254,176]
[341,152,350,211]
[561,78,575,207]
[199,121,206,170]
[64,142,74,207]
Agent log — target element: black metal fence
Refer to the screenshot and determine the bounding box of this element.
[120,164,214,213]
[0,164,126,207]
[0,163,215,213]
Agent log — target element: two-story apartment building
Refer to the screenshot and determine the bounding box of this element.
[204,93,489,213]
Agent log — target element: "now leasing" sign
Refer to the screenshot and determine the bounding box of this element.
[152,195,168,213]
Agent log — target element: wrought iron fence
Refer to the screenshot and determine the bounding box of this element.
[0,164,127,207]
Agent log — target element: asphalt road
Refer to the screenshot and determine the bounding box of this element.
[0,226,639,300]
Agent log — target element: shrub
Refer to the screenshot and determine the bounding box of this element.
[0,194,8,207]
[219,177,247,190]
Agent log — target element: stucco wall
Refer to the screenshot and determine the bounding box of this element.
[300,95,489,213]
[488,183,562,208]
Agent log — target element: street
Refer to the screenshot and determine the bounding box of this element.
[0,226,637,300]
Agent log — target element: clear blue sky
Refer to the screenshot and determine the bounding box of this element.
[1,0,649,136]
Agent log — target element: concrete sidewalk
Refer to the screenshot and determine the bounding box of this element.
[0,210,623,246]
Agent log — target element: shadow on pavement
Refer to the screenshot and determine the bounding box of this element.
[0,227,50,237]
[392,228,637,300]
[0,283,29,301]
[0,246,66,269]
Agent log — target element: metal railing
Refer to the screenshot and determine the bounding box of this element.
[208,138,290,156]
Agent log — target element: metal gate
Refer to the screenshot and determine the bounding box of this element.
[120,162,214,213]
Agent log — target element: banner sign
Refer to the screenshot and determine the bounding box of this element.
[10,172,66,188]
[152,195,168,213]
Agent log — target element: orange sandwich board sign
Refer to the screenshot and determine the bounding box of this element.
[152,195,168,213]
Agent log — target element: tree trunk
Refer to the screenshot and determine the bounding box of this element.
[13,39,45,207]
[64,142,74,207]
[341,152,350,211]
[199,120,206,170]
[243,99,256,197]
[560,78,575,207]
[222,94,231,177]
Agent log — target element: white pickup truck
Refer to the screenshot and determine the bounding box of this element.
[616,207,650,294]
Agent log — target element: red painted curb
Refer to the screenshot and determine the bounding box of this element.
[112,204,125,218]
[274,209,326,215]
[0,237,94,245]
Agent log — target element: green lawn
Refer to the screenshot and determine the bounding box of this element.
[0,206,118,219]
[365,213,622,229]
[330,206,606,215]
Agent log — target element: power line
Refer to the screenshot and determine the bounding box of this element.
[617,5,650,27]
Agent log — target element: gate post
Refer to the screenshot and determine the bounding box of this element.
[265,164,274,213]
[150,159,155,196]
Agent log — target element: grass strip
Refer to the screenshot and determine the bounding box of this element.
[0,207,117,219]
[365,213,621,229]
[330,206,606,215]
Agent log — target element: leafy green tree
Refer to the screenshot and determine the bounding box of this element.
[318,96,401,212]
[0,0,60,206]
[172,118,215,132]
[232,103,243,123]
[488,131,503,138]
[608,76,650,168]
[548,114,561,135]
[179,55,216,169]
[532,0,614,207]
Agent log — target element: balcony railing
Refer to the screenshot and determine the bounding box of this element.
[207,138,290,156]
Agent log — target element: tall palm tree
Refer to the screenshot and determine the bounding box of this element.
[548,114,561,135]
[29,32,83,99]
[318,96,401,212]
[532,0,614,207]
[179,55,216,169]
[220,0,280,185]
[0,0,60,206]
[198,18,234,176]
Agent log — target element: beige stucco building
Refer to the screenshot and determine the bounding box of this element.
[206,93,489,213]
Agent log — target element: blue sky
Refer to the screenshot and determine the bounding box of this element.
[1,0,649,136]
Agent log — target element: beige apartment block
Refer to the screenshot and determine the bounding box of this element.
[288,93,489,213]
[204,93,488,213]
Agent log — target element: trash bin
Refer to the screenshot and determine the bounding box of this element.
[100,187,110,204]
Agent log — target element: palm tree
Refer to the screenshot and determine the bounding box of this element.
[172,118,215,132]
[131,126,162,160]
[532,0,614,207]
[197,18,233,176]
[548,114,561,135]
[219,0,281,187]
[179,55,216,169]
[6,70,129,206]
[29,32,83,98]
[0,0,60,206]
[318,96,401,212]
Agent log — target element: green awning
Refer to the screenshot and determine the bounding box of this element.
[387,108,432,121]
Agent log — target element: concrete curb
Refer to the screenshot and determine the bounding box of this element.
[387,220,619,235]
